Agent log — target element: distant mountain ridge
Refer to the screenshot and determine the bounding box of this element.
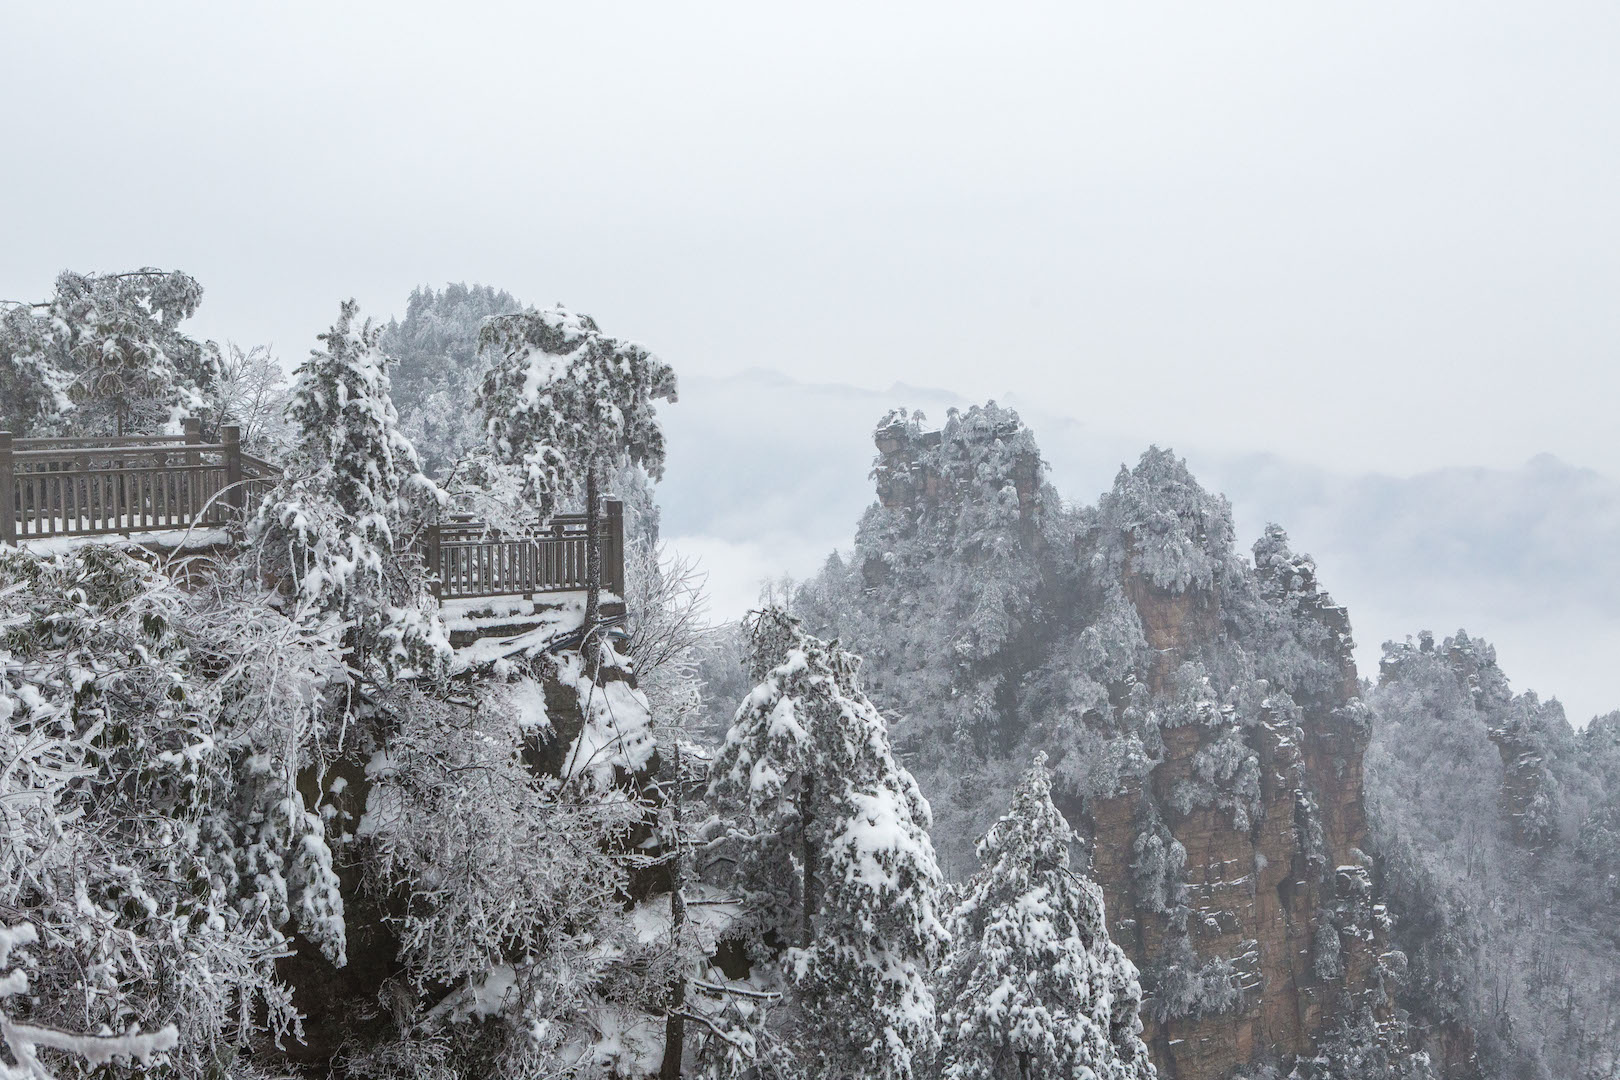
[658,370,1618,723]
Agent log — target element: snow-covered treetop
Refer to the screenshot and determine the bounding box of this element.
[1094,446,1237,593]
[1379,629,1509,706]
[718,607,920,824]
[285,298,434,525]
[710,607,948,1079]
[1585,711,1620,757]
[386,283,526,405]
[381,282,529,474]
[1250,523,1356,672]
[974,751,1075,876]
[870,400,1045,523]
[253,299,447,676]
[0,267,220,435]
[476,305,677,518]
[1253,524,1326,605]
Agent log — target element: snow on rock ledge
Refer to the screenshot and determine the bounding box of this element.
[553,647,655,788]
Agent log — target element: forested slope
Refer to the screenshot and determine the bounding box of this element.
[793,405,1420,1078]
[1369,634,1620,1080]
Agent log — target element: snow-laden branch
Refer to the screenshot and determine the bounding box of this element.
[2,923,177,1080]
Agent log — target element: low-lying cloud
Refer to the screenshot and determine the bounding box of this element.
[659,371,1619,725]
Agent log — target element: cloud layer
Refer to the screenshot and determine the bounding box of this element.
[659,371,1619,725]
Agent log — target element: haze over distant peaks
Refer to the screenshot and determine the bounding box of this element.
[659,370,1620,724]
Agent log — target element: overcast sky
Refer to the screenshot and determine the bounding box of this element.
[3,4,1615,715]
[4,2,1617,475]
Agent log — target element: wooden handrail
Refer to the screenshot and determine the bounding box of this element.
[1,428,632,614]
[426,499,625,601]
[13,433,197,447]
[12,448,231,462]
[1,427,281,543]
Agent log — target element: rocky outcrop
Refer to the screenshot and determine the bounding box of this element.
[1082,557,1392,1079]
[803,421,1420,1079]
[872,407,1041,525]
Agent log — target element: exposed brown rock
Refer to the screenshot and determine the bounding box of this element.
[1080,561,1393,1079]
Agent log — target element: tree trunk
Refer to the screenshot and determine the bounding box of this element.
[659,739,688,1080]
[801,777,818,950]
[583,467,602,666]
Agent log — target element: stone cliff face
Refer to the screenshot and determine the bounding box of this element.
[799,414,1412,1079]
[1084,555,1390,1079]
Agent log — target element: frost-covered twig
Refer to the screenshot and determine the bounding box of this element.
[2,923,177,1080]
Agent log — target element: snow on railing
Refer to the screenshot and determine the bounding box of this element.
[0,419,279,545]
[424,499,624,601]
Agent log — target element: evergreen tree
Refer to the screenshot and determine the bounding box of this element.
[708,608,947,1080]
[0,268,220,435]
[940,753,1155,1080]
[251,299,447,679]
[476,306,677,653]
[379,282,527,474]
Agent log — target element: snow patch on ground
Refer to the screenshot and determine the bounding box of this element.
[449,594,590,670]
[629,883,741,954]
[505,677,551,735]
[554,648,655,787]
[14,527,232,556]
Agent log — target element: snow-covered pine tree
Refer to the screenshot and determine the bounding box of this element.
[708,607,947,1080]
[476,306,677,654]
[379,282,528,474]
[251,299,447,679]
[940,753,1155,1080]
[0,268,221,435]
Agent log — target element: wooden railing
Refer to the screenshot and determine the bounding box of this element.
[425,500,625,600]
[0,423,619,605]
[0,419,279,545]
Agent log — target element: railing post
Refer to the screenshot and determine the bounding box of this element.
[182,416,203,523]
[522,531,534,601]
[223,425,243,511]
[605,498,625,598]
[0,433,14,546]
[426,522,442,601]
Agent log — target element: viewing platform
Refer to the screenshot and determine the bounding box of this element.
[425,504,628,658]
[2,428,627,648]
[424,501,624,602]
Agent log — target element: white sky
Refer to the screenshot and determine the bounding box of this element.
[3,2,1616,477]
